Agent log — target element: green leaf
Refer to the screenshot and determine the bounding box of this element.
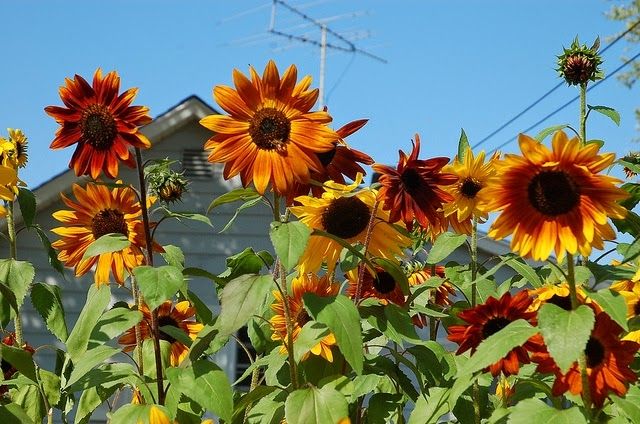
[611,385,640,422]
[186,290,213,324]
[538,304,595,373]
[586,139,604,148]
[458,128,470,161]
[284,386,349,424]
[17,188,36,228]
[160,324,193,347]
[303,293,363,375]
[588,104,621,126]
[187,324,218,362]
[183,267,225,286]
[589,289,628,331]
[587,262,637,284]
[160,209,213,227]
[619,182,640,210]
[0,403,35,424]
[166,360,233,423]
[160,245,185,269]
[618,237,640,263]
[30,283,68,342]
[65,345,121,389]
[134,265,184,311]
[0,259,35,311]
[339,243,365,272]
[269,221,311,271]
[207,187,260,213]
[110,404,171,424]
[38,369,61,409]
[12,385,45,424]
[366,393,403,424]
[232,386,280,422]
[218,248,272,282]
[76,385,118,424]
[458,319,538,376]
[408,388,450,424]
[613,210,640,236]
[218,196,263,233]
[216,274,273,337]
[503,254,543,288]
[535,124,570,141]
[311,229,376,270]
[508,398,586,423]
[427,232,467,264]
[89,307,142,346]
[33,225,65,275]
[0,281,18,326]
[81,233,130,260]
[293,322,330,363]
[66,284,111,360]
[1,343,37,383]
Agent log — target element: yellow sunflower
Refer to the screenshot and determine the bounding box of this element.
[289,173,411,275]
[6,128,28,168]
[527,283,601,313]
[270,273,339,362]
[51,182,160,286]
[610,259,640,292]
[443,147,498,222]
[481,131,628,261]
[200,60,338,196]
[119,301,203,366]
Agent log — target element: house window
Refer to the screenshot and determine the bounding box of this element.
[182,149,219,180]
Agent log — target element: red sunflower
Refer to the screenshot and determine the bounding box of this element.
[447,291,542,376]
[345,266,406,306]
[372,134,457,231]
[45,69,152,179]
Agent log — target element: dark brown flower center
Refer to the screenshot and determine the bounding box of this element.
[585,336,605,368]
[373,271,396,294]
[546,294,573,311]
[527,170,580,216]
[482,317,511,338]
[249,107,290,152]
[317,145,338,167]
[400,168,422,193]
[158,315,180,344]
[634,301,640,317]
[91,209,128,239]
[81,104,117,150]
[460,178,482,198]
[321,196,371,239]
[297,309,311,327]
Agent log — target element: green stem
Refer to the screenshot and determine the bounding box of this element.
[355,198,380,303]
[470,216,480,424]
[6,201,23,347]
[579,83,587,144]
[131,277,145,376]
[243,353,263,423]
[134,148,165,405]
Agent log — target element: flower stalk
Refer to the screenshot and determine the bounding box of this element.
[355,197,380,303]
[6,201,23,347]
[470,216,480,424]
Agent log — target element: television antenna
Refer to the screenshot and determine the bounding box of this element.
[266,0,387,108]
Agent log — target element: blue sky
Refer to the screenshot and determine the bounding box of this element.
[1,0,638,189]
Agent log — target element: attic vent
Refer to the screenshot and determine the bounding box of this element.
[181,149,218,179]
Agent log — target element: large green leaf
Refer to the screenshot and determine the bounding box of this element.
[66,284,111,360]
[81,233,130,260]
[507,398,586,423]
[160,244,185,269]
[458,319,538,376]
[0,259,35,311]
[612,385,640,422]
[207,186,260,213]
[89,307,142,347]
[293,322,330,363]
[0,403,35,424]
[502,254,543,288]
[303,293,363,375]
[408,388,450,424]
[427,232,467,264]
[65,345,121,389]
[537,304,594,373]
[216,274,273,336]
[589,289,628,331]
[30,283,68,342]
[588,104,621,126]
[134,265,184,311]
[17,188,36,228]
[1,343,37,383]
[12,385,45,424]
[217,248,274,282]
[33,225,65,275]
[75,385,119,424]
[284,386,349,424]
[166,360,233,423]
[269,221,311,271]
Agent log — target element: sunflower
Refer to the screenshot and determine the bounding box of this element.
[407,265,456,307]
[6,128,28,168]
[372,134,457,231]
[51,182,160,286]
[200,60,339,196]
[45,69,152,179]
[447,291,542,376]
[610,259,640,293]
[0,333,35,395]
[287,119,373,204]
[481,131,628,261]
[290,173,410,275]
[533,312,638,407]
[270,273,339,362]
[527,283,601,313]
[119,301,203,366]
[443,147,498,222]
[345,266,406,305]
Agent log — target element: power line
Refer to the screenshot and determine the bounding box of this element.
[487,49,640,154]
[472,19,640,149]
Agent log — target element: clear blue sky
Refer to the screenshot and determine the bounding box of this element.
[1,0,638,189]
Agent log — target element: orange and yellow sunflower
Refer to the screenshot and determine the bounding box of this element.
[200,60,339,196]
[45,69,152,179]
[481,131,628,261]
[51,182,160,286]
[408,265,456,307]
[119,301,203,366]
[270,273,339,362]
[345,266,406,306]
[372,134,457,231]
[527,283,601,313]
[290,173,410,275]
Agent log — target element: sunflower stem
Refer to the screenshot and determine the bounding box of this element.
[6,200,24,347]
[134,147,165,405]
[470,216,481,424]
[243,353,263,424]
[130,277,145,376]
[429,264,437,341]
[355,197,380,303]
[579,83,587,144]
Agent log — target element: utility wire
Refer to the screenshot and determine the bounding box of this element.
[487,49,640,154]
[472,19,640,149]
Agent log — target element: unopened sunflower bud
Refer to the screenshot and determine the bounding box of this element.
[557,37,603,86]
[145,159,189,204]
[157,176,188,203]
